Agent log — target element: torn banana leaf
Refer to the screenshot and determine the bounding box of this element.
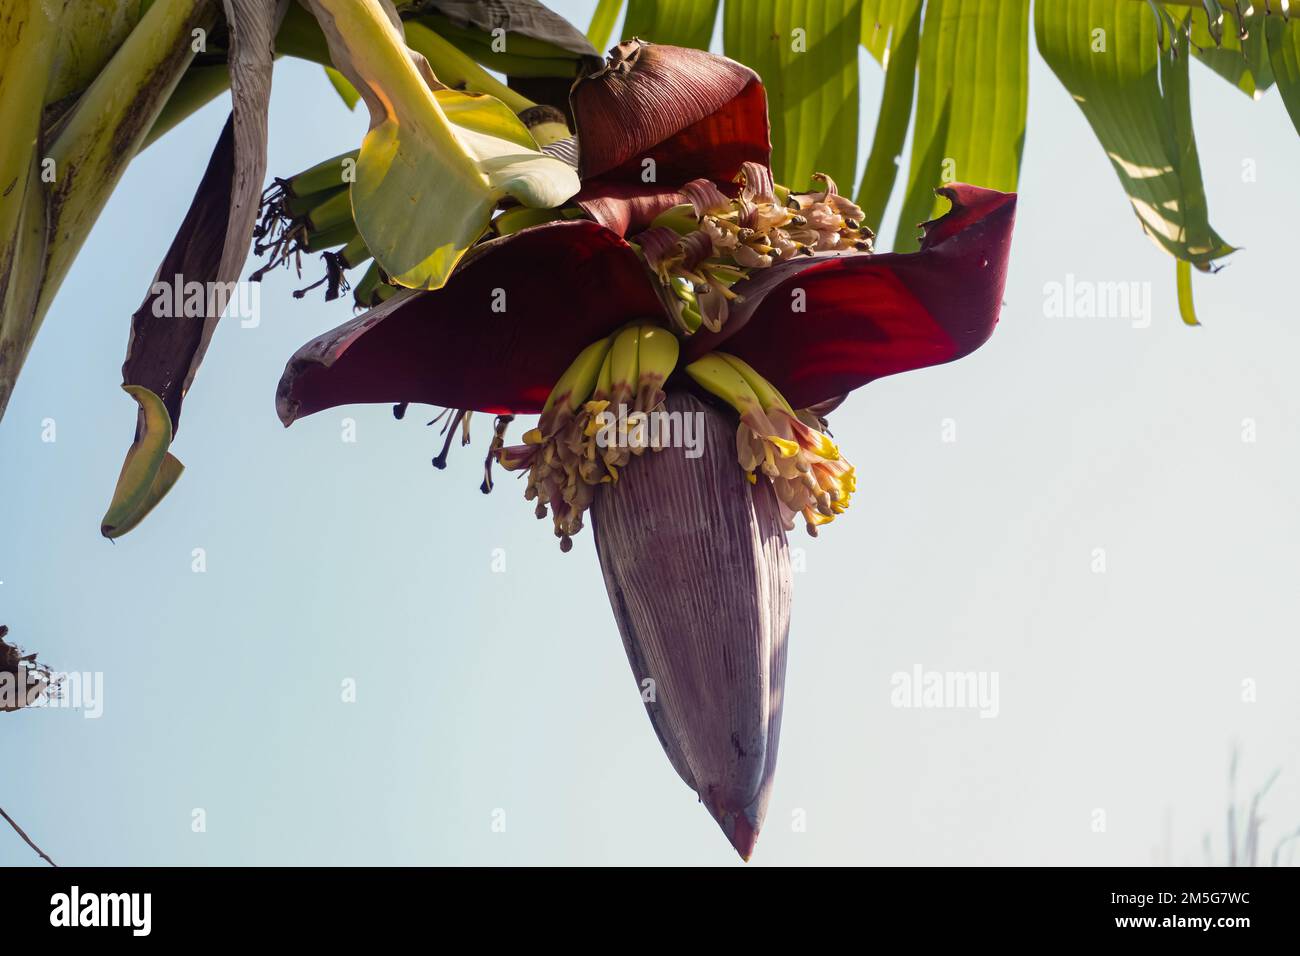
[124,117,238,433]
[1188,6,1274,100]
[305,0,579,290]
[109,0,280,537]
[1036,0,1233,270]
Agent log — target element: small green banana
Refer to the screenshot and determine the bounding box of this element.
[607,325,641,408]
[635,325,679,411]
[542,335,615,415]
[286,149,359,198]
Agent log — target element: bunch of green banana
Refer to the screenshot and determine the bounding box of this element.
[685,352,854,535]
[259,155,573,308]
[251,149,371,299]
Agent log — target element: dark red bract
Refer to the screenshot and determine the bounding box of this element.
[277,41,1016,425]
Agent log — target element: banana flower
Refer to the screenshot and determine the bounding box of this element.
[277,39,1016,859]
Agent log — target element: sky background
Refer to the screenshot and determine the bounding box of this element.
[2,2,1298,866]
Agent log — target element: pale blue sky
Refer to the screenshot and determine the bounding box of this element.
[2,2,1298,866]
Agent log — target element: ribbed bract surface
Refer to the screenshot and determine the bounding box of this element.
[592,392,791,859]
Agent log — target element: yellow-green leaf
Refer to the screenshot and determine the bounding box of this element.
[587,0,624,50]
[895,0,1028,252]
[102,386,180,539]
[103,453,185,540]
[402,21,534,114]
[306,0,579,290]
[40,0,217,321]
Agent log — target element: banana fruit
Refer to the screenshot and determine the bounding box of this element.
[635,325,679,413]
[684,353,769,424]
[541,334,615,419]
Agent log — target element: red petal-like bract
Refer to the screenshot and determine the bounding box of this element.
[592,392,791,861]
[572,40,770,189]
[573,182,686,237]
[276,221,665,422]
[685,184,1017,409]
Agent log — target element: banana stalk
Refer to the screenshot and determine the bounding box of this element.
[0,2,59,275]
[39,0,218,322]
[0,0,219,420]
[335,233,371,270]
[0,7,59,413]
[144,62,232,148]
[303,220,357,252]
[0,156,49,407]
[45,0,150,106]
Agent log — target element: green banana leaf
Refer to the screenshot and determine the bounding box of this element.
[855,0,921,229]
[324,65,361,109]
[895,0,1029,252]
[1036,0,1233,270]
[106,0,281,536]
[587,0,624,50]
[1266,16,1300,137]
[623,0,721,49]
[861,0,913,63]
[723,0,862,192]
